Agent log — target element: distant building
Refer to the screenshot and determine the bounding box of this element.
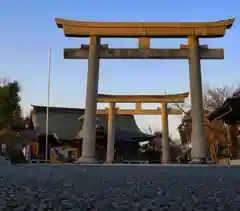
[30,105,154,162]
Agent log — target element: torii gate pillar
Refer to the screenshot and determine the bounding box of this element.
[188,36,207,163]
[76,36,100,163]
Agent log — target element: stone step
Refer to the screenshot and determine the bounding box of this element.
[230,159,240,165]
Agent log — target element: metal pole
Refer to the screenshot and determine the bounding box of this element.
[45,48,51,163]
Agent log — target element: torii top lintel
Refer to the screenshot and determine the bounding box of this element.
[55,18,234,38]
[97,92,189,103]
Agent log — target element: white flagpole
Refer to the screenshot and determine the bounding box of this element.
[45,48,51,163]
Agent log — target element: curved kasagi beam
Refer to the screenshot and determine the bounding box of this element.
[55,18,235,38]
[97,92,189,103]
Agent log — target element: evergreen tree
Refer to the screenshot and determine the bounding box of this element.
[0,78,22,132]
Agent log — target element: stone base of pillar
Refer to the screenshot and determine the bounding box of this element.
[74,156,100,164]
[106,161,115,164]
[189,157,215,164]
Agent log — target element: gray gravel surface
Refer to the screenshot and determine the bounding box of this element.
[0,164,240,211]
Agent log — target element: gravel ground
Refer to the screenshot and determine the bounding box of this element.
[0,164,240,211]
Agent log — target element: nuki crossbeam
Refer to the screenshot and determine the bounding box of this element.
[96,107,183,115]
[64,47,224,60]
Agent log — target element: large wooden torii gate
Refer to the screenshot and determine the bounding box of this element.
[96,92,188,163]
[55,18,234,164]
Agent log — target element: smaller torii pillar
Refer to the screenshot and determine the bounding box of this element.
[161,102,170,163]
[106,102,116,163]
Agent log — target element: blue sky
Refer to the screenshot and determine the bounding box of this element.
[0,0,239,139]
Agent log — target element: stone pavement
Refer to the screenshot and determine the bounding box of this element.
[0,164,240,210]
[0,156,9,165]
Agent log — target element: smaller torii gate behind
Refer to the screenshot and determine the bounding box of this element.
[96,92,189,163]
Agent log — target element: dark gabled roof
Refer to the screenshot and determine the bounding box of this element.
[208,95,240,125]
[31,105,85,140]
[75,114,154,142]
[31,105,85,113]
[31,105,152,142]
[116,129,154,142]
[76,125,154,142]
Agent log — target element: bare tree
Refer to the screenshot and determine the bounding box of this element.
[177,84,240,145]
[203,84,239,112]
